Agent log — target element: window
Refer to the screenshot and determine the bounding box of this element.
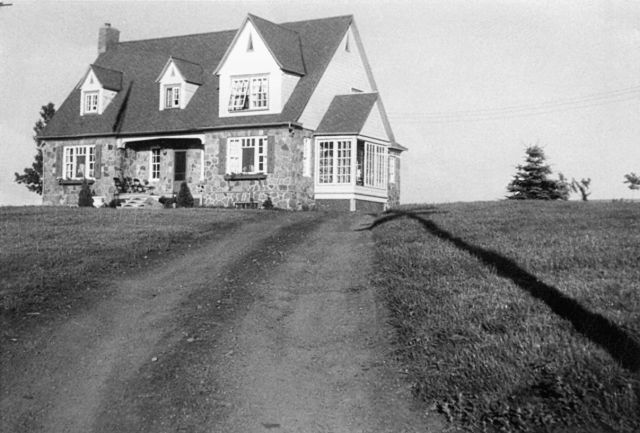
[228,76,269,112]
[164,86,181,109]
[364,142,387,189]
[63,145,95,179]
[317,139,352,184]
[83,91,98,114]
[150,149,161,180]
[303,137,312,177]
[227,136,266,174]
[389,156,396,184]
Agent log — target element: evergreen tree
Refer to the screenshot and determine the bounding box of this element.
[176,181,194,208]
[78,179,94,207]
[506,145,568,200]
[14,103,56,195]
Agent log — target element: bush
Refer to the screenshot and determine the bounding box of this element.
[262,195,274,210]
[158,196,176,208]
[175,182,194,208]
[78,179,94,207]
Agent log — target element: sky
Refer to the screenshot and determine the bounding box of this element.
[1,0,639,205]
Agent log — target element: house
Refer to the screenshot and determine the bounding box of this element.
[40,14,405,211]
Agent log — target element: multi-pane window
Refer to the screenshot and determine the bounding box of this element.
[228,76,269,112]
[227,136,267,174]
[63,145,95,179]
[364,142,387,189]
[164,86,180,109]
[84,91,98,114]
[150,149,161,180]
[317,140,352,184]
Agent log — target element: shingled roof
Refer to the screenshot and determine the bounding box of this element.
[248,14,305,75]
[41,15,356,138]
[169,57,204,85]
[88,64,123,91]
[316,93,378,135]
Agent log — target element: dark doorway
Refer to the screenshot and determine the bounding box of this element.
[174,150,186,191]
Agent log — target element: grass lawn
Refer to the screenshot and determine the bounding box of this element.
[371,201,640,432]
[0,206,278,332]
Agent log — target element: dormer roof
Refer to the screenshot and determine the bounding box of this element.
[156,57,204,85]
[87,64,123,91]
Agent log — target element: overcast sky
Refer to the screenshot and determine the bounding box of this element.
[1,0,639,205]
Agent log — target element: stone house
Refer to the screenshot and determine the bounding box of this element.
[40,14,405,210]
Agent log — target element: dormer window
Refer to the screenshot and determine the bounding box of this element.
[228,76,269,112]
[164,86,181,109]
[78,65,122,116]
[84,91,99,114]
[156,57,203,111]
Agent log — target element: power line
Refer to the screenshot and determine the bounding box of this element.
[387,85,640,123]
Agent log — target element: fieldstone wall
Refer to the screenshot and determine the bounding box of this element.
[42,127,316,210]
[200,127,315,210]
[42,137,118,206]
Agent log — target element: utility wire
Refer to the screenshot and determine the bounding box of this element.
[387,85,640,123]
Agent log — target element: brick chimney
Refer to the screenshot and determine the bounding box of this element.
[98,23,120,54]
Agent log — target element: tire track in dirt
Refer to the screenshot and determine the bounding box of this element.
[208,213,438,433]
[0,213,323,433]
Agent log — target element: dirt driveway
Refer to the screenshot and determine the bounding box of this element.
[1,212,439,433]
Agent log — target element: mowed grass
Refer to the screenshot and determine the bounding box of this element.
[0,206,275,328]
[371,201,640,432]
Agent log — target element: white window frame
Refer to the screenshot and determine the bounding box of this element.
[316,139,353,185]
[303,137,312,177]
[228,75,269,112]
[227,136,267,174]
[364,142,387,189]
[63,145,95,179]
[83,91,99,114]
[164,85,181,109]
[150,148,161,181]
[389,155,396,184]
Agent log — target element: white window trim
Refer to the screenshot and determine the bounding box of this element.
[63,145,96,179]
[163,84,181,109]
[149,148,161,181]
[226,136,267,174]
[82,90,100,115]
[228,75,269,113]
[389,155,396,184]
[315,138,355,186]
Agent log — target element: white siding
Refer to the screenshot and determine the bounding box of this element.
[183,82,199,108]
[298,25,374,130]
[217,20,283,117]
[360,100,389,142]
[281,72,300,109]
[102,89,117,112]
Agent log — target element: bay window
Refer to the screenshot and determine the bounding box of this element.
[318,139,352,184]
[63,145,95,179]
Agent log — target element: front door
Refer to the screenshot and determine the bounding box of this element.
[174,150,186,192]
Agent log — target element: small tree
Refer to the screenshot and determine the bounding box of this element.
[14,103,56,195]
[175,181,194,208]
[507,145,568,200]
[78,179,94,207]
[570,178,592,201]
[623,173,640,190]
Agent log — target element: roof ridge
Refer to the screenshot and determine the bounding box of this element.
[248,13,299,36]
[116,28,236,46]
[90,63,123,73]
[169,56,203,66]
[281,14,353,26]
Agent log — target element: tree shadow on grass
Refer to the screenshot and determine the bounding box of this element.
[359,209,640,372]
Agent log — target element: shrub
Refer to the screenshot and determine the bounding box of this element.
[78,179,94,207]
[175,182,194,208]
[158,196,176,208]
[263,195,274,210]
